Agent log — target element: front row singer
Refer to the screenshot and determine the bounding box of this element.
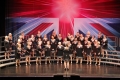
[45,41,51,64]
[63,43,70,70]
[76,41,84,64]
[35,43,42,65]
[15,39,22,67]
[56,42,64,64]
[95,41,101,65]
[86,41,92,65]
[25,38,31,66]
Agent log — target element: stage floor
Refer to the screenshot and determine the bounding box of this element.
[0,62,120,78]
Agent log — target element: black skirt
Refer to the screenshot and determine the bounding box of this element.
[96,53,102,57]
[15,48,21,59]
[36,51,41,57]
[76,47,83,57]
[63,53,70,61]
[45,48,51,57]
[15,53,20,59]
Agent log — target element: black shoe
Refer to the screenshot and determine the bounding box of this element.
[19,64,21,66]
[64,68,66,70]
[67,68,69,70]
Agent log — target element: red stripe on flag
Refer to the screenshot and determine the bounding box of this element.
[27,23,53,36]
[90,23,115,41]
[59,22,74,39]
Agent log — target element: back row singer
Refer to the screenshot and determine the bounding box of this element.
[4,30,108,70]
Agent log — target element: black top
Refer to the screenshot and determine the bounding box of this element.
[75,35,80,41]
[42,39,48,48]
[86,45,92,55]
[66,36,71,41]
[56,37,63,44]
[83,41,88,53]
[56,45,64,56]
[76,45,83,57]
[72,41,78,50]
[36,45,42,56]
[4,40,9,50]
[96,45,101,56]
[21,38,26,48]
[79,38,84,45]
[35,35,42,42]
[88,36,92,41]
[101,39,108,49]
[50,34,57,40]
[45,45,51,57]
[68,44,73,54]
[15,48,22,59]
[25,47,31,55]
[63,47,70,60]
[8,38,13,48]
[92,44,97,53]
[50,39,57,51]
[31,40,37,49]
[91,39,95,50]
[98,35,103,45]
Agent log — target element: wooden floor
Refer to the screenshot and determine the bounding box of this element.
[0,62,120,78]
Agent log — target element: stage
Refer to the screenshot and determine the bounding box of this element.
[0,62,120,78]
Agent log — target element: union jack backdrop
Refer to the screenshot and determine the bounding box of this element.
[5,0,120,50]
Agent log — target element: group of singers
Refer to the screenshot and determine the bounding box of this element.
[4,30,108,70]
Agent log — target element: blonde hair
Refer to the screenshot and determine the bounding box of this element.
[87,31,90,35]
[88,41,91,44]
[8,33,12,36]
[18,39,21,43]
[5,36,9,41]
[17,43,21,48]
[5,36,8,39]
[97,41,100,44]
[19,35,22,39]
[58,42,61,45]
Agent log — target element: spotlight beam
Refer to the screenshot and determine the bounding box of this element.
[52,0,80,23]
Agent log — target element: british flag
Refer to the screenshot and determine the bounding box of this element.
[5,0,120,50]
